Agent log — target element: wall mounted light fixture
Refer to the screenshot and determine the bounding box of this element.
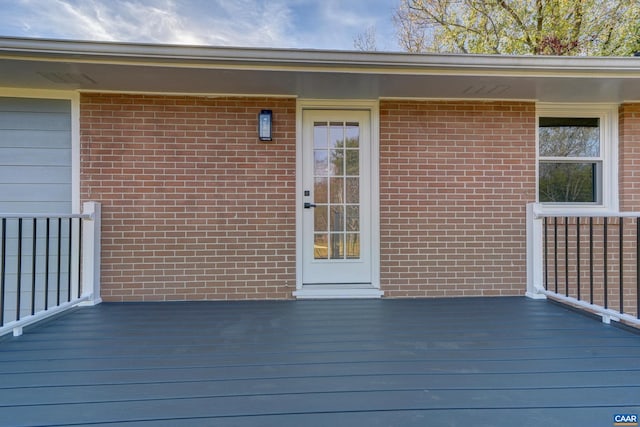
[258,110,272,141]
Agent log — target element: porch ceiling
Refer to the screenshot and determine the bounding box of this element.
[2,37,640,102]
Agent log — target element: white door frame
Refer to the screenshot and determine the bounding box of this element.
[294,99,382,299]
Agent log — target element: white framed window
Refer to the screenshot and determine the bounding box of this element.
[536,103,618,212]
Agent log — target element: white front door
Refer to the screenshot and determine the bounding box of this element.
[296,109,380,298]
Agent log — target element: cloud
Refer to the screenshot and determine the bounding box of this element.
[9,0,200,43]
[285,0,398,50]
[192,0,295,47]
[1,0,400,50]
[9,0,294,47]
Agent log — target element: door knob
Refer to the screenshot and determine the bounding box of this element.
[304,202,317,209]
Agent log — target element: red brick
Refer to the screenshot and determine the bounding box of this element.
[379,100,536,298]
[81,94,297,301]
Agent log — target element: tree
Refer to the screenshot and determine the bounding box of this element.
[395,0,640,55]
[353,25,378,51]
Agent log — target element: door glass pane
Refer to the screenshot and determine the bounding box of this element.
[346,206,359,232]
[314,122,328,148]
[330,233,344,259]
[314,234,328,259]
[330,206,344,232]
[345,123,359,148]
[346,150,359,175]
[314,150,328,175]
[346,178,359,204]
[346,233,360,259]
[312,120,360,260]
[329,149,344,176]
[329,122,343,149]
[314,205,328,231]
[330,177,344,203]
[314,177,328,204]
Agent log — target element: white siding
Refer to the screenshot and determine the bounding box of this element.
[0,97,72,214]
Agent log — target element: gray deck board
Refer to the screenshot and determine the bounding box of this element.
[0,297,638,426]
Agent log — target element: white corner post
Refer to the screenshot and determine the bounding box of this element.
[80,201,102,305]
[526,203,546,299]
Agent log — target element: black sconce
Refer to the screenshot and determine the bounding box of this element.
[258,109,272,141]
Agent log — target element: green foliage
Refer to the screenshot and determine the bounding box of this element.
[395,0,640,55]
[539,162,596,202]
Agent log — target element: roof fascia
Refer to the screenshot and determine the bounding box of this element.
[2,36,640,79]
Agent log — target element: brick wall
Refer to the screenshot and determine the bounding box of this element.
[615,104,640,317]
[619,103,640,212]
[82,95,537,301]
[80,94,297,301]
[379,101,536,297]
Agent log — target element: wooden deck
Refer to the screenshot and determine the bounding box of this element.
[0,297,638,426]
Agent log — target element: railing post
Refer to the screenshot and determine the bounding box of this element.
[80,201,102,306]
[526,203,546,299]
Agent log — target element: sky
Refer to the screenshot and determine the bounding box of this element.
[0,0,402,51]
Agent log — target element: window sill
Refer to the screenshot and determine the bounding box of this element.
[533,203,620,218]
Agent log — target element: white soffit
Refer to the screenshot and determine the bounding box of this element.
[1,37,640,102]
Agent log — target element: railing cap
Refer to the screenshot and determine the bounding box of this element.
[0,213,90,219]
[527,203,640,218]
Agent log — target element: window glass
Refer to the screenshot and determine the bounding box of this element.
[538,116,602,204]
[539,117,599,157]
[539,162,598,203]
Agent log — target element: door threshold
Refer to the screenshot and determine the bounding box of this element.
[293,284,383,299]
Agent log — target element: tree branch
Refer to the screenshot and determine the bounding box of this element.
[569,0,583,54]
[497,0,535,52]
[466,0,502,54]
